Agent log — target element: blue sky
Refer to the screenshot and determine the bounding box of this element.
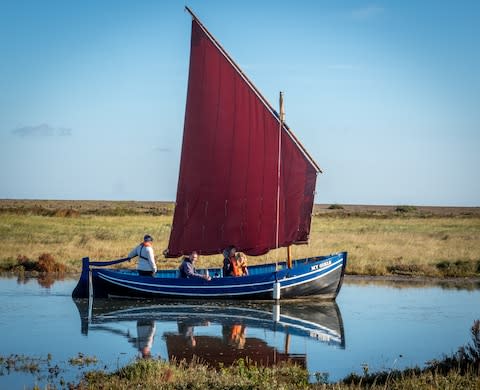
[0,1,479,206]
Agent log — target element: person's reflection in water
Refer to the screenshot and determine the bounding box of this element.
[177,319,211,348]
[223,323,247,349]
[178,321,196,347]
[136,319,156,359]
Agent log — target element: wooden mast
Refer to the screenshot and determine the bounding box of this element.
[287,246,292,269]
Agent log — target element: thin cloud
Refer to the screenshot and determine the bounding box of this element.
[12,123,72,137]
[350,5,384,20]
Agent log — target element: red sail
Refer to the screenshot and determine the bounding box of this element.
[166,18,319,257]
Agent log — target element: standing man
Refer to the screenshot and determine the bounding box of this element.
[128,234,157,276]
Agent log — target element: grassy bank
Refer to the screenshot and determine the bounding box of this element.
[0,200,479,277]
[71,362,480,390]
[2,321,476,389]
[72,320,480,389]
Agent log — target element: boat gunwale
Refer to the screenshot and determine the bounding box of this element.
[92,255,345,288]
[87,255,345,299]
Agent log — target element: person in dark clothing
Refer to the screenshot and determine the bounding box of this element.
[222,246,236,277]
[179,251,211,280]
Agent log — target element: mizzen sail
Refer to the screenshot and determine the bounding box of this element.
[166,12,320,257]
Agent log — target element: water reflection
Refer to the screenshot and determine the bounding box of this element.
[135,319,156,358]
[345,275,480,291]
[15,272,65,288]
[73,299,345,367]
[1,277,478,388]
[168,317,309,367]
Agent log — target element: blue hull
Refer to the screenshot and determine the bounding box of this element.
[72,252,347,300]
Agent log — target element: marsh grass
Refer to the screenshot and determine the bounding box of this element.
[5,321,479,389]
[0,354,43,375]
[73,321,480,389]
[69,353,98,366]
[337,320,480,389]
[309,216,480,277]
[0,202,479,277]
[76,358,310,390]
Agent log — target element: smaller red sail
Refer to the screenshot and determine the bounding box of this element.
[166,17,319,258]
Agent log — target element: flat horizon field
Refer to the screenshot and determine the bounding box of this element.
[1,199,479,215]
[0,199,479,278]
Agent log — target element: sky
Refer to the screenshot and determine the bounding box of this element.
[0,0,479,206]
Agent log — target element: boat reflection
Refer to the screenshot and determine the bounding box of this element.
[73,299,345,367]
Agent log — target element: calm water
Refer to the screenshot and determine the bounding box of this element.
[0,276,479,388]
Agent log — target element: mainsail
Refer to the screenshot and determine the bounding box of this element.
[166,10,320,257]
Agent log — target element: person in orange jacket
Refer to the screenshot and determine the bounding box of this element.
[232,252,248,277]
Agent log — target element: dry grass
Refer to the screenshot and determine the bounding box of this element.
[0,213,174,271]
[309,216,480,276]
[75,319,480,389]
[0,201,479,276]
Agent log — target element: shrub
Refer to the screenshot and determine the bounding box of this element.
[37,253,66,273]
[328,204,344,210]
[387,263,434,276]
[427,320,480,375]
[395,205,417,213]
[436,260,477,277]
[16,255,37,271]
[54,208,80,218]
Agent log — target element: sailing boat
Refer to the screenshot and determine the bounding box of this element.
[72,7,347,301]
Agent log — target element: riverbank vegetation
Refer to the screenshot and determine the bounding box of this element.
[73,364,480,390]
[0,200,479,278]
[1,320,477,389]
[73,320,479,389]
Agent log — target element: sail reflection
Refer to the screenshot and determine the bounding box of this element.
[73,299,345,366]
